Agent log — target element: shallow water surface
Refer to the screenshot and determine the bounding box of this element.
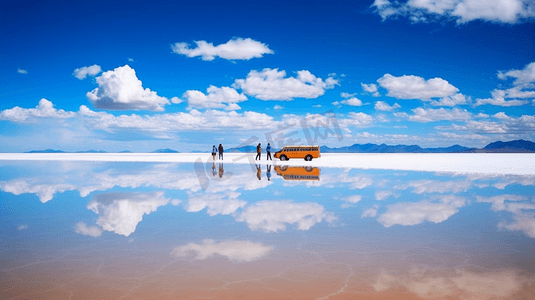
[1,160,534,299]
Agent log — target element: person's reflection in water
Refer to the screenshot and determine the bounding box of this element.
[256,164,261,180]
[266,164,271,181]
[218,163,224,178]
[212,163,217,177]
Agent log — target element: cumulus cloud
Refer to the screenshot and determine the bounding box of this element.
[477,62,535,107]
[499,213,535,238]
[333,93,363,107]
[73,64,102,80]
[185,192,246,216]
[0,98,76,123]
[339,112,374,127]
[375,101,400,111]
[171,37,273,61]
[475,89,528,107]
[374,269,522,300]
[377,74,459,101]
[372,0,535,24]
[409,179,472,194]
[375,190,396,201]
[476,194,535,238]
[361,83,380,97]
[86,65,171,111]
[407,107,472,123]
[74,222,102,237]
[362,205,380,217]
[87,192,171,236]
[498,62,535,86]
[17,68,28,74]
[0,178,76,203]
[235,200,337,232]
[171,239,273,262]
[377,195,466,228]
[233,68,338,101]
[182,86,247,110]
[79,105,280,132]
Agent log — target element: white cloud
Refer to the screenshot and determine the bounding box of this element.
[375,190,396,201]
[499,213,535,238]
[431,93,470,106]
[87,192,170,236]
[375,101,401,111]
[408,107,472,123]
[498,62,535,86]
[409,179,472,194]
[17,68,28,74]
[377,74,459,100]
[233,68,338,101]
[171,37,273,61]
[362,205,380,217]
[361,83,380,96]
[374,269,522,300]
[0,98,76,123]
[185,192,246,216]
[476,194,529,211]
[336,97,363,107]
[235,200,337,232]
[17,225,28,230]
[475,89,528,107]
[86,65,171,111]
[183,86,247,110]
[372,0,535,24]
[274,105,284,110]
[171,239,273,262]
[79,105,280,132]
[377,195,466,228]
[73,64,102,80]
[74,222,102,237]
[339,112,374,127]
[0,178,76,203]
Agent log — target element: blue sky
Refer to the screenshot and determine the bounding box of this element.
[1,0,535,152]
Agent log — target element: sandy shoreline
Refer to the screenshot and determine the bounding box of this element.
[1,153,534,175]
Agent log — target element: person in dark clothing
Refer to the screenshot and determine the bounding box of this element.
[266,164,271,181]
[266,143,272,160]
[255,143,261,160]
[218,144,224,160]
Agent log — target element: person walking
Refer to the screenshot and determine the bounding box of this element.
[256,164,261,180]
[218,144,224,160]
[212,145,217,161]
[255,143,261,160]
[266,143,272,160]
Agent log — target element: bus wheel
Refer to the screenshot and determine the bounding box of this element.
[305,155,313,161]
[280,155,288,161]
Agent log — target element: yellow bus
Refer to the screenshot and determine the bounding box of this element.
[274,166,320,181]
[274,145,320,161]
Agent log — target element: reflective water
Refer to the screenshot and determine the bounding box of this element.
[1,160,534,299]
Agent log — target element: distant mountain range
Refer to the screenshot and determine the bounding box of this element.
[25,148,179,153]
[320,139,535,153]
[22,140,535,154]
[225,140,535,153]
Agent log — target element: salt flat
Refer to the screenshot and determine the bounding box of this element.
[1,153,534,175]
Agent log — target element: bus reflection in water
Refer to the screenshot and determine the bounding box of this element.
[274,166,320,181]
